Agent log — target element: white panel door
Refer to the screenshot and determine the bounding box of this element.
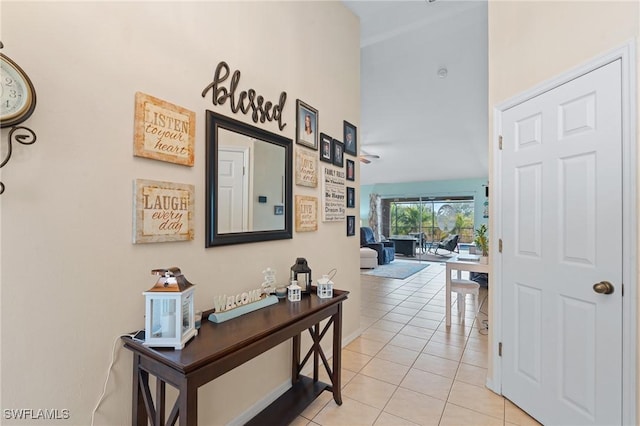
[218,148,248,233]
[500,60,622,425]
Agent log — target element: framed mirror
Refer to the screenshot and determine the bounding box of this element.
[206,110,293,247]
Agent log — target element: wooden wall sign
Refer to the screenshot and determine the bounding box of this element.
[295,195,318,232]
[134,92,196,166]
[201,61,287,131]
[322,167,345,222]
[133,179,195,244]
[295,149,318,188]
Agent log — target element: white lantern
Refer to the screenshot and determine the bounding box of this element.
[143,267,197,350]
[288,280,301,302]
[317,274,333,299]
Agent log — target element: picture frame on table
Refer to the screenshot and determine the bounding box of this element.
[296,99,318,150]
[346,159,355,181]
[320,133,333,163]
[343,120,357,156]
[346,215,356,236]
[346,187,355,208]
[332,139,344,167]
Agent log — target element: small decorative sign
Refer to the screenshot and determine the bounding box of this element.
[133,179,195,244]
[295,195,318,232]
[322,167,345,222]
[134,92,196,166]
[295,149,318,188]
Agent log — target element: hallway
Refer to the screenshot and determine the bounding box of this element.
[292,261,540,425]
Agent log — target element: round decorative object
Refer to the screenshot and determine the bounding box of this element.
[1,52,36,128]
[436,204,456,232]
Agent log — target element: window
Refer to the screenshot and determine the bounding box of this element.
[381,196,475,245]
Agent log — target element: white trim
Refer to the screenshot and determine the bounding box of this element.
[490,41,637,425]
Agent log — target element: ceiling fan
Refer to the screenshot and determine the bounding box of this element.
[359,150,380,164]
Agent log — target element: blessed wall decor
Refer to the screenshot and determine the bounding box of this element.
[134,92,195,166]
[201,61,287,130]
[133,179,195,244]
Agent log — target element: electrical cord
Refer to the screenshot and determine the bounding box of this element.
[91,332,140,426]
[475,293,489,335]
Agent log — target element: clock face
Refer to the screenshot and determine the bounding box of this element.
[0,53,36,128]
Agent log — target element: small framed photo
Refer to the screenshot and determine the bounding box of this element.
[346,187,355,208]
[346,215,356,236]
[343,120,357,156]
[274,204,284,215]
[332,139,344,167]
[320,133,333,163]
[346,159,355,181]
[296,99,318,150]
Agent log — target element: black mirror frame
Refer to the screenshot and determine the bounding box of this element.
[205,110,293,247]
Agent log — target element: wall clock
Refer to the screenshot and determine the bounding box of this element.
[0,42,38,194]
[1,46,36,128]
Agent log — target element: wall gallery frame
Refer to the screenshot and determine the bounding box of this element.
[332,139,344,167]
[346,159,355,181]
[133,179,195,244]
[320,133,333,163]
[296,99,318,150]
[134,92,196,166]
[295,195,318,232]
[346,187,355,208]
[343,120,357,156]
[346,215,356,236]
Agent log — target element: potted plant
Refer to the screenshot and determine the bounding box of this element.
[474,224,489,261]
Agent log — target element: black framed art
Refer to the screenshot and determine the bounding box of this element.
[346,187,355,208]
[332,139,344,167]
[296,99,318,150]
[343,120,357,156]
[346,215,355,236]
[346,159,355,181]
[320,133,332,163]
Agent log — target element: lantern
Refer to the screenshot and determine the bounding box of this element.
[317,274,334,299]
[143,267,197,350]
[290,258,312,294]
[288,280,301,302]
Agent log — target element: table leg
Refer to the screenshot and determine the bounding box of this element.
[446,266,452,327]
[178,378,198,426]
[332,304,343,405]
[292,333,301,385]
[131,354,146,426]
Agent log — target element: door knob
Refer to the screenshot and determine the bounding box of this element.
[593,281,614,295]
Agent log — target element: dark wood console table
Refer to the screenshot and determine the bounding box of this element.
[122,289,348,426]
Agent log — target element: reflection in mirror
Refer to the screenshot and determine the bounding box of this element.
[206,110,292,247]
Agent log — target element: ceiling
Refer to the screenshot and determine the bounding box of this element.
[342,0,488,186]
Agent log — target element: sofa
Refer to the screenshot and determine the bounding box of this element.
[360,227,395,265]
[360,247,378,269]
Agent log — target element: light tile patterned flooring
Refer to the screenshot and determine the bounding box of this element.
[291,260,540,426]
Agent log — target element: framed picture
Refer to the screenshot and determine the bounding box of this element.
[133,179,195,244]
[332,139,344,167]
[346,159,355,181]
[343,120,357,156]
[346,187,355,208]
[296,99,318,150]
[346,215,356,236]
[134,92,196,166]
[319,133,333,163]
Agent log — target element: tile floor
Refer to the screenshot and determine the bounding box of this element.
[291,260,540,426]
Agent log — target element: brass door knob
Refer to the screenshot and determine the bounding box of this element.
[593,281,614,295]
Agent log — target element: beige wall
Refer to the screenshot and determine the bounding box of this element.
[488,0,639,419]
[0,2,361,425]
